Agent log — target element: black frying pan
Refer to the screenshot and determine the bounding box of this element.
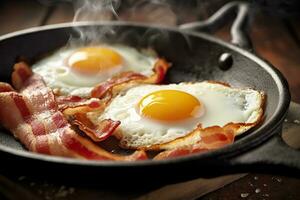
[0,2,298,184]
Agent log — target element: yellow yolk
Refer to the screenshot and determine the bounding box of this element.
[67,47,123,75]
[138,90,202,122]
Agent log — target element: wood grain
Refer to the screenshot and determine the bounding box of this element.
[201,173,300,200]
[137,174,246,200]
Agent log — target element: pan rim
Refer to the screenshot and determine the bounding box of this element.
[0,21,291,167]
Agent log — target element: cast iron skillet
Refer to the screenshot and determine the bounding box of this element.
[0,2,298,183]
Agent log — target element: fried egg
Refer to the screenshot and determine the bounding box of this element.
[88,81,264,149]
[32,45,157,97]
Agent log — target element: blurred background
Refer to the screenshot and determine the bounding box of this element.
[0,0,299,200]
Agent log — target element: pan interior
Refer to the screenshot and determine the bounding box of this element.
[0,23,288,161]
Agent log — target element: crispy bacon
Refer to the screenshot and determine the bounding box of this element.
[56,95,101,108]
[11,62,33,90]
[91,58,170,99]
[55,95,117,141]
[153,124,236,160]
[142,58,171,84]
[56,95,85,104]
[0,83,14,92]
[56,95,104,115]
[73,113,120,142]
[0,62,147,161]
[91,72,146,99]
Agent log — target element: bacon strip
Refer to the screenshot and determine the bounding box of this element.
[56,95,104,115]
[153,124,236,160]
[56,95,101,108]
[142,58,171,84]
[56,95,118,142]
[72,113,120,142]
[11,62,33,90]
[91,72,147,99]
[91,58,170,99]
[0,62,147,161]
[0,83,14,92]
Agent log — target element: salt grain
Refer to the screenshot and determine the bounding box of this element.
[255,188,261,193]
[240,193,249,198]
[272,177,282,183]
[277,178,282,183]
[254,176,258,180]
[293,119,300,124]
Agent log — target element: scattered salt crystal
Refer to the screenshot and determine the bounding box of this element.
[254,176,258,180]
[263,194,270,197]
[52,185,75,198]
[240,193,249,198]
[255,188,261,193]
[276,178,282,183]
[272,177,282,183]
[284,119,288,122]
[263,184,267,187]
[293,119,300,124]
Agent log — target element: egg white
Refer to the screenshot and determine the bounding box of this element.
[88,82,264,149]
[32,45,157,97]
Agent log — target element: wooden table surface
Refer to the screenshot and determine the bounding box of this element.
[0,0,299,199]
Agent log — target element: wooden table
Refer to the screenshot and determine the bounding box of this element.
[0,0,299,199]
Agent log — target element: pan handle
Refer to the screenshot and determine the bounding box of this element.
[179,1,252,50]
[230,130,300,176]
[229,102,300,176]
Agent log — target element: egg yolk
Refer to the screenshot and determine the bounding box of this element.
[67,47,123,75]
[138,90,202,122]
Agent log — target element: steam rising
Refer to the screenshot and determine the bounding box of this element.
[120,0,177,26]
[73,0,120,22]
[70,0,179,44]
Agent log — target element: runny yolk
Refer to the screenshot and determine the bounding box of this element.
[138,90,202,122]
[67,47,123,75]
